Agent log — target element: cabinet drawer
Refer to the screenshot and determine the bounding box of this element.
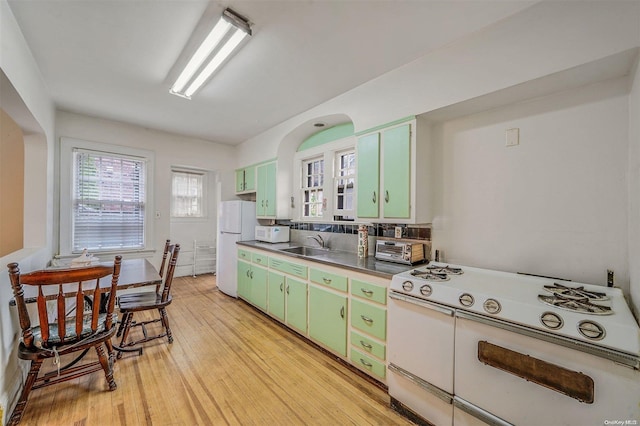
[351,331,386,360]
[351,279,387,305]
[351,299,387,340]
[251,252,268,266]
[237,249,251,261]
[269,258,308,279]
[310,268,348,292]
[351,348,386,380]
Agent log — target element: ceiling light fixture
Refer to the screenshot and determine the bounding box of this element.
[170,8,251,99]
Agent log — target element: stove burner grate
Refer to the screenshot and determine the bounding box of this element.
[410,269,450,282]
[538,294,613,315]
[424,264,464,275]
[544,283,609,301]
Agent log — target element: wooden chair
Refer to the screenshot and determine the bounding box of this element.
[116,244,180,357]
[6,256,122,426]
[115,239,171,339]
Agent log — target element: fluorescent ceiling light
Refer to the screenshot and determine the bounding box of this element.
[170,8,251,99]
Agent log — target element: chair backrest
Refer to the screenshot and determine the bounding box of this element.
[7,256,122,349]
[156,239,171,294]
[160,244,180,303]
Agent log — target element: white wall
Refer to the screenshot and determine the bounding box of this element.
[0,0,56,420]
[430,77,631,292]
[237,2,640,166]
[55,111,237,272]
[628,56,640,317]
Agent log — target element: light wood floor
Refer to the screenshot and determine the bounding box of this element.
[16,274,413,425]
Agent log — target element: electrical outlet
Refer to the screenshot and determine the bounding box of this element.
[506,128,519,147]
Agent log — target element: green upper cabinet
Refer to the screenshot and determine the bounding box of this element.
[235,165,256,193]
[256,161,277,218]
[309,285,347,356]
[356,133,380,218]
[355,117,433,223]
[382,124,411,218]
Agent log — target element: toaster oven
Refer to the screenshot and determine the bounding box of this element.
[375,239,426,265]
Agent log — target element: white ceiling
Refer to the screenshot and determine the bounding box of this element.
[8,0,535,145]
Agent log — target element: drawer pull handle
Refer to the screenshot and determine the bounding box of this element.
[361,288,373,296]
[249,271,254,279]
[286,285,290,295]
[359,358,373,368]
[246,270,250,277]
[361,315,373,323]
[256,258,261,263]
[372,191,376,203]
[359,341,373,349]
[323,277,332,284]
[280,283,283,292]
[385,190,390,203]
[340,306,345,319]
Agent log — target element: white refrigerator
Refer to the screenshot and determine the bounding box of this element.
[217,200,257,297]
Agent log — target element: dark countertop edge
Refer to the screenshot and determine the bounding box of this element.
[237,240,413,279]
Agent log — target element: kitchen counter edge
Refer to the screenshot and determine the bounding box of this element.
[236,240,413,279]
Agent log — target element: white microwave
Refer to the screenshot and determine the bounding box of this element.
[255,226,290,243]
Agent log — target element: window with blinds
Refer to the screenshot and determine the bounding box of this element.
[72,149,146,252]
[171,170,205,217]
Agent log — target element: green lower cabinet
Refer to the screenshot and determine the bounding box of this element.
[350,348,386,380]
[350,330,386,360]
[248,266,268,311]
[309,286,347,356]
[237,260,251,300]
[267,271,285,321]
[351,299,387,341]
[286,277,308,334]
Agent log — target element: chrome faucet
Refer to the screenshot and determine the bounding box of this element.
[307,234,325,248]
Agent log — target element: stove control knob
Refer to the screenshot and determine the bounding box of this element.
[577,320,606,341]
[420,284,432,297]
[402,280,414,292]
[483,299,502,314]
[540,312,563,330]
[459,293,474,307]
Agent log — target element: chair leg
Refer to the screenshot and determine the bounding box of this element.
[159,307,173,344]
[95,344,117,391]
[8,359,43,426]
[116,312,130,337]
[116,312,135,359]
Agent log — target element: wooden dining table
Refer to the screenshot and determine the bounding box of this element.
[9,258,162,305]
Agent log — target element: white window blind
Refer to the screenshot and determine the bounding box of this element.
[72,149,146,252]
[171,170,204,217]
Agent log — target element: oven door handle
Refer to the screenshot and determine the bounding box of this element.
[389,292,455,316]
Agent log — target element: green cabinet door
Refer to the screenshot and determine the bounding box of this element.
[249,266,268,311]
[356,133,380,218]
[382,124,411,218]
[264,162,277,217]
[235,169,246,193]
[243,166,256,192]
[268,271,285,321]
[256,162,277,217]
[286,277,308,334]
[309,286,347,356]
[237,260,251,300]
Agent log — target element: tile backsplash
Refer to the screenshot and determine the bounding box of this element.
[277,221,431,240]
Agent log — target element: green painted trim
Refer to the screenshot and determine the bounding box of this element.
[297,123,354,152]
[235,158,277,172]
[354,116,415,137]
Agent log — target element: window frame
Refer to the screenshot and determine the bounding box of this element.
[292,135,355,222]
[333,148,356,221]
[59,137,155,256]
[170,168,207,219]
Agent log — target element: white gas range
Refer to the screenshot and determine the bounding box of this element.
[387,262,640,426]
